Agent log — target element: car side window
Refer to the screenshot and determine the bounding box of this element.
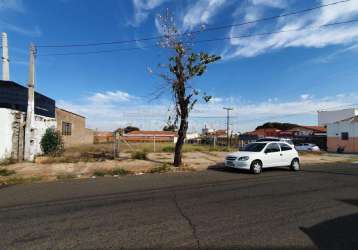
[265,143,280,153]
[279,143,292,151]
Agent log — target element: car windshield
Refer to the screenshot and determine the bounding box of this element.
[256,138,279,142]
[242,143,267,152]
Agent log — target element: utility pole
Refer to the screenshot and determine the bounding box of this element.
[2,32,10,80]
[24,43,36,161]
[223,107,233,149]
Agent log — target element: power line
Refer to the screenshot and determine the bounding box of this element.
[36,0,350,48]
[38,45,157,56]
[194,19,358,45]
[38,18,358,57]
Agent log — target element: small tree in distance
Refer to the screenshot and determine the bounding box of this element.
[124,126,140,134]
[163,124,177,132]
[40,128,63,155]
[156,10,221,167]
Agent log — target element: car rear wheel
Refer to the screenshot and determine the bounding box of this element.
[250,160,262,174]
[290,158,300,171]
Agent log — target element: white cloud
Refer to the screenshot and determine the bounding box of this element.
[300,94,311,100]
[183,0,227,30]
[222,0,358,59]
[130,0,168,26]
[88,90,133,104]
[250,0,287,9]
[57,90,358,133]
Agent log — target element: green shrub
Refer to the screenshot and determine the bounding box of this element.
[131,151,147,160]
[149,164,172,173]
[0,168,16,176]
[41,128,63,155]
[162,146,175,152]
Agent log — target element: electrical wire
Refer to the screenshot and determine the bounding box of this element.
[38,18,358,57]
[35,0,351,48]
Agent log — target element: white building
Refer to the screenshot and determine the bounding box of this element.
[327,116,358,153]
[318,108,358,126]
[0,33,56,161]
[0,81,57,161]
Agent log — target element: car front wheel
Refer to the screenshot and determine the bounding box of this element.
[290,158,300,171]
[250,160,262,174]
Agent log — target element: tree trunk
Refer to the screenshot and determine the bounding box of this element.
[174,116,188,167]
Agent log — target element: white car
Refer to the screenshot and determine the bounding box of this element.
[225,142,300,174]
[295,143,320,152]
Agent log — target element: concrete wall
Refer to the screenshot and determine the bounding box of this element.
[0,108,14,160]
[33,115,57,155]
[56,108,93,147]
[327,120,358,153]
[0,108,55,160]
[318,108,358,126]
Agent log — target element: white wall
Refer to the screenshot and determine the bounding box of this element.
[327,120,358,137]
[0,108,57,160]
[318,108,358,126]
[0,108,14,160]
[33,115,57,155]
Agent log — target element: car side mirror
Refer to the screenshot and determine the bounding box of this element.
[264,150,270,154]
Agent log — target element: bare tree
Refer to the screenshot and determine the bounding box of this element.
[156,11,221,167]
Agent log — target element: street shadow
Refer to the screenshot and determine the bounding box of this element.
[207,163,291,174]
[300,199,358,250]
[302,168,358,177]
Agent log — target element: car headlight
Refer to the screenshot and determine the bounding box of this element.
[238,156,249,161]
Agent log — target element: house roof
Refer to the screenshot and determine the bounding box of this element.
[287,125,326,133]
[301,126,327,133]
[336,116,358,123]
[124,130,177,136]
[0,80,55,118]
[56,107,86,119]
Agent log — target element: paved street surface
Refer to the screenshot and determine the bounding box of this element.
[1,163,358,249]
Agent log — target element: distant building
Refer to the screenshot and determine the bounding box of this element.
[94,131,114,144]
[55,108,94,147]
[245,128,281,138]
[122,130,177,143]
[327,116,358,153]
[318,108,358,126]
[285,126,326,137]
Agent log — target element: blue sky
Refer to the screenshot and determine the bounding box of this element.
[1,0,358,132]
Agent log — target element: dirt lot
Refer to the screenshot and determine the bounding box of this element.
[1,143,358,185]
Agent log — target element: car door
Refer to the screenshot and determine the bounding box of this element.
[263,143,282,167]
[279,143,294,166]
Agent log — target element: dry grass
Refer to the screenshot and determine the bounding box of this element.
[0,168,16,176]
[92,168,133,177]
[0,176,43,186]
[0,158,17,166]
[148,163,172,173]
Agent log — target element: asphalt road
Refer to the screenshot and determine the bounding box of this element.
[1,163,358,250]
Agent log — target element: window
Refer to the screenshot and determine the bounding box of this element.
[265,143,280,153]
[242,143,267,152]
[341,132,349,140]
[279,143,292,151]
[62,122,72,136]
